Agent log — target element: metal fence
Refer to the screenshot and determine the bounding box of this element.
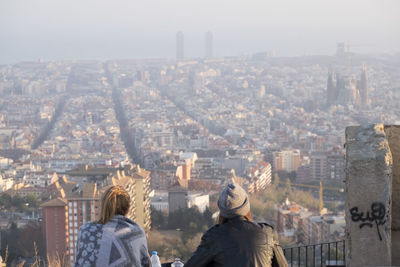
[283,240,345,267]
[161,240,346,267]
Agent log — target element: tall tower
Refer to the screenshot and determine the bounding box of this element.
[205,31,213,59]
[176,31,184,60]
[327,71,336,106]
[336,42,346,58]
[359,64,369,106]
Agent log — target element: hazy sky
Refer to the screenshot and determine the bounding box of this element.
[0,0,399,64]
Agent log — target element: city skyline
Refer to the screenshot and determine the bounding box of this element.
[0,0,399,64]
[0,0,400,264]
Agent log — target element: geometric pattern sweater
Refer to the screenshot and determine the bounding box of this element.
[74,215,150,267]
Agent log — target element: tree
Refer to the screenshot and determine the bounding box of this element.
[11,195,26,212]
[0,193,11,208]
[150,207,167,230]
[288,171,296,182]
[285,178,292,195]
[202,208,214,227]
[25,194,39,209]
[273,173,280,189]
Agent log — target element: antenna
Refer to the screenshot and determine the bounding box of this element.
[346,43,351,76]
[319,180,324,215]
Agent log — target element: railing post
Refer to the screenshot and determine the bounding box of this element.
[312,245,315,267]
[343,240,346,263]
[291,247,293,267]
[320,244,323,267]
[335,241,338,264]
[298,247,300,267]
[305,246,308,267]
[328,243,330,262]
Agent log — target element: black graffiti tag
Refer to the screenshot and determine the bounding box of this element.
[349,202,386,241]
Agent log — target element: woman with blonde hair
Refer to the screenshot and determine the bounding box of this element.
[74,185,150,267]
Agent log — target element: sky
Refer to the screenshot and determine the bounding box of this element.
[0,0,399,64]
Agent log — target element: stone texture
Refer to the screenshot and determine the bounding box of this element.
[384,125,400,265]
[345,124,392,267]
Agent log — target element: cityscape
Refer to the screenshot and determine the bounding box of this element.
[0,36,399,265]
[0,0,399,266]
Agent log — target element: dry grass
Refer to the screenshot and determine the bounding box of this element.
[4,246,8,264]
[46,255,63,267]
[2,243,65,267]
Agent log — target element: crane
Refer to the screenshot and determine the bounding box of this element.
[278,181,344,215]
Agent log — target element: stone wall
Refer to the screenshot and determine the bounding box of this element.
[384,125,400,265]
[345,125,393,267]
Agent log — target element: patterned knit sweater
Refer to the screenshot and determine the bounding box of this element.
[74,215,150,267]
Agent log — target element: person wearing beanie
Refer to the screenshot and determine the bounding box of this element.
[185,181,288,267]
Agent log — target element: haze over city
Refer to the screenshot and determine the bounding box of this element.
[1,0,399,64]
[1,0,400,266]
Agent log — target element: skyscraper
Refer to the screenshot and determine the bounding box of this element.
[336,42,346,58]
[359,64,369,106]
[205,31,213,59]
[176,31,184,60]
[327,71,336,106]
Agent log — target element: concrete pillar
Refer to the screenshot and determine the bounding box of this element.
[345,125,392,267]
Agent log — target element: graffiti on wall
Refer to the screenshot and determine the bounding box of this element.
[349,202,387,241]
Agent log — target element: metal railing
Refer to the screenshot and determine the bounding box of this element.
[161,240,346,267]
[283,240,345,267]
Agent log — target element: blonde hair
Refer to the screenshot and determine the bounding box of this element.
[98,185,130,224]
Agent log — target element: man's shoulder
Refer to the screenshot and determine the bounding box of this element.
[201,223,226,239]
[256,221,274,229]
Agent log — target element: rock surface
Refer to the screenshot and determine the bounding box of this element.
[384,125,400,265]
[345,124,392,267]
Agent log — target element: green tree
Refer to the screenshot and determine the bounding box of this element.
[273,173,280,189]
[11,195,27,212]
[202,208,214,227]
[25,194,39,209]
[0,193,11,208]
[288,171,297,182]
[150,207,167,230]
[285,178,292,195]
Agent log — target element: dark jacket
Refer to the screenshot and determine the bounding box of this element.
[184,217,284,267]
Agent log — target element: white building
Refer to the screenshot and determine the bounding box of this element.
[150,191,169,212]
[151,190,209,213]
[0,174,14,192]
[188,193,209,212]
